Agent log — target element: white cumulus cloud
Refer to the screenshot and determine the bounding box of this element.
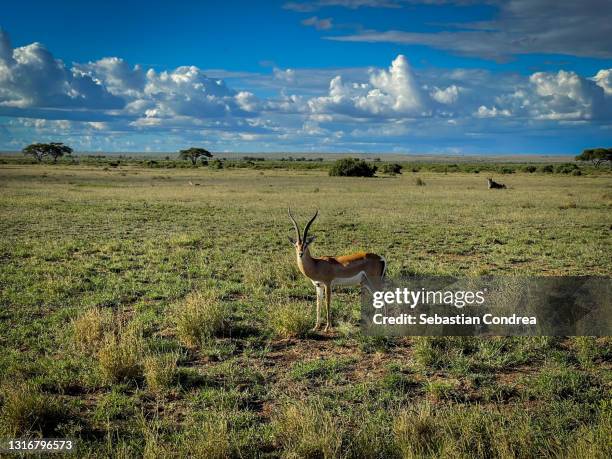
[430,85,460,105]
[527,70,609,120]
[308,55,425,117]
[593,69,612,96]
[0,29,122,111]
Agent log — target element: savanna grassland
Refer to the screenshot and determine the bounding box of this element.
[0,161,611,458]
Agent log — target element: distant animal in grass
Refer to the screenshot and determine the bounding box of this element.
[188,181,200,186]
[487,178,506,189]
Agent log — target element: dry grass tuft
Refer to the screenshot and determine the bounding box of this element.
[143,353,179,394]
[273,399,342,458]
[175,290,228,347]
[72,307,114,352]
[97,329,145,383]
[0,383,65,436]
[269,300,313,338]
[181,416,231,459]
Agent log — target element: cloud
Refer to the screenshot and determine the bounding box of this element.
[0,29,123,112]
[137,66,258,122]
[74,57,145,97]
[309,55,425,117]
[1,28,611,154]
[326,0,612,59]
[430,84,460,104]
[475,105,511,118]
[301,16,333,30]
[526,70,610,120]
[593,69,612,96]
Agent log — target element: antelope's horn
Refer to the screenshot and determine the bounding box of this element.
[302,209,319,241]
[288,207,301,242]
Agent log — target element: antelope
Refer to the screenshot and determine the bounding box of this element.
[487,178,506,189]
[288,208,386,332]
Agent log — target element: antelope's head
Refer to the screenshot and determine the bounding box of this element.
[288,207,318,258]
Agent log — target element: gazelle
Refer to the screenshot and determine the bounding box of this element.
[288,208,386,332]
[487,178,506,189]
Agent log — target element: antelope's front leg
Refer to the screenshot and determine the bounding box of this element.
[324,283,332,332]
[312,283,323,331]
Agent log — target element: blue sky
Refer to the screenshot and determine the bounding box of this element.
[1,0,611,154]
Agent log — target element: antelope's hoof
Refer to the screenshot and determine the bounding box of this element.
[311,324,321,332]
[323,325,332,333]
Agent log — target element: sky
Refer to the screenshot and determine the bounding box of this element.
[1,0,611,154]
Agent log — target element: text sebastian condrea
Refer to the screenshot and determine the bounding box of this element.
[373,313,537,326]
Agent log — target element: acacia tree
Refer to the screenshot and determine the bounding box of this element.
[48,142,73,162]
[22,142,73,163]
[576,148,612,167]
[178,147,213,166]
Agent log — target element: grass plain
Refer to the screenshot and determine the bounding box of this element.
[0,162,611,457]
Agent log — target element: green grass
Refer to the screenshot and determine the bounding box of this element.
[0,163,610,457]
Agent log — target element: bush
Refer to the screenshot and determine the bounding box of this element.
[379,163,403,175]
[555,163,579,174]
[269,301,313,338]
[175,291,228,347]
[522,165,537,173]
[415,177,426,186]
[210,159,224,169]
[540,164,554,173]
[329,158,377,177]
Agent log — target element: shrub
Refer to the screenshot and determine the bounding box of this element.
[72,307,114,352]
[144,353,179,394]
[540,164,554,173]
[329,158,377,177]
[175,291,228,347]
[522,165,537,173]
[379,163,403,175]
[97,330,144,383]
[555,163,579,174]
[415,177,426,186]
[269,301,312,338]
[210,159,224,169]
[572,169,582,176]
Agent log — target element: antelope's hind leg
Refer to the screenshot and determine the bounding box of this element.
[324,283,332,332]
[312,282,323,331]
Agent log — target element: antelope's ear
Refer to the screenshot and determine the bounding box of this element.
[288,236,296,244]
[305,236,316,244]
